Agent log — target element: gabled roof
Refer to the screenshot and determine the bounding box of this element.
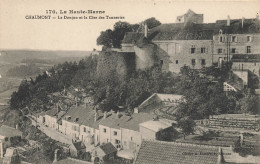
[45,108,58,117]
[139,119,173,132]
[98,142,117,155]
[134,140,220,164]
[119,113,154,131]
[122,32,145,44]
[63,105,103,129]
[54,158,92,164]
[99,112,131,129]
[0,125,22,137]
[72,141,86,151]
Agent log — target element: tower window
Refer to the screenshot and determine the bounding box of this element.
[231,48,236,53]
[176,60,178,64]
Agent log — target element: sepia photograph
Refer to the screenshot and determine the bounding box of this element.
[0,0,259,163]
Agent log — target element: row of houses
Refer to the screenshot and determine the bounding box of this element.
[118,9,260,77]
[37,103,175,156]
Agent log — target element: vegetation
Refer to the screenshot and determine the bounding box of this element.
[97,18,161,48]
[9,55,258,119]
[6,64,42,77]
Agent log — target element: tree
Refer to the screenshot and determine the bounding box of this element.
[144,17,161,29]
[96,29,113,47]
[240,94,258,114]
[112,21,132,48]
[177,117,195,140]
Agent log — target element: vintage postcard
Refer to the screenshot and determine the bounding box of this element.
[0,0,259,163]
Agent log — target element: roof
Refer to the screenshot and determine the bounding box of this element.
[72,141,86,150]
[139,119,173,132]
[231,54,260,62]
[99,112,131,129]
[98,142,117,155]
[122,17,259,43]
[0,125,22,137]
[134,140,220,164]
[119,113,154,131]
[215,18,260,34]
[45,108,58,116]
[63,105,103,129]
[156,93,183,102]
[54,158,92,164]
[122,32,145,44]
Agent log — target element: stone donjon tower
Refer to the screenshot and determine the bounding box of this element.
[176,9,203,24]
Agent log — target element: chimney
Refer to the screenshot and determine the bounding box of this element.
[15,124,19,130]
[53,149,59,163]
[0,142,3,158]
[103,111,107,119]
[242,17,245,28]
[227,15,230,26]
[94,112,97,122]
[217,147,224,164]
[117,110,120,118]
[240,133,244,146]
[144,23,148,38]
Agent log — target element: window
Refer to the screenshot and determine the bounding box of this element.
[247,36,252,42]
[115,139,120,144]
[201,48,206,53]
[176,60,178,64]
[191,59,196,66]
[201,59,206,65]
[191,48,196,54]
[231,48,236,53]
[131,137,133,141]
[114,131,117,136]
[219,36,223,42]
[247,46,251,53]
[231,36,237,42]
[103,128,106,133]
[160,60,163,67]
[84,127,86,132]
[5,137,8,141]
[218,49,222,54]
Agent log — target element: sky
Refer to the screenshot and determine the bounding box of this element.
[0,0,259,51]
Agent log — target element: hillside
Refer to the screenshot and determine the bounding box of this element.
[0,50,92,63]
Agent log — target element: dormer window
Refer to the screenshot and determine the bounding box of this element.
[219,29,223,35]
[219,36,223,43]
[231,36,237,42]
[247,36,252,42]
[74,118,79,122]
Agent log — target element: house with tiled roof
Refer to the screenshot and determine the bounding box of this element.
[0,125,22,149]
[134,140,224,164]
[59,105,103,146]
[92,142,117,163]
[69,140,86,158]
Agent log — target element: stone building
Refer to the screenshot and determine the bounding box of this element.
[119,10,260,73]
[176,9,204,24]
